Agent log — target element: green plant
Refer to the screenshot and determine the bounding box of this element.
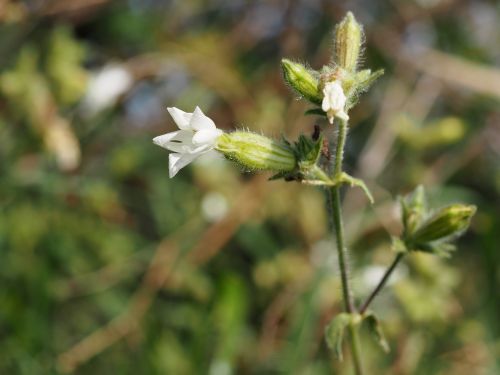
[154,12,476,374]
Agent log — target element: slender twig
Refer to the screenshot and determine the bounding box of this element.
[329,187,354,313]
[328,118,364,375]
[359,253,404,314]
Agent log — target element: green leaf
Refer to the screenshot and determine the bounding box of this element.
[324,313,351,360]
[363,312,390,353]
[339,173,374,203]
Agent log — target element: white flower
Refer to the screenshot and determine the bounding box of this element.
[153,107,223,178]
[322,81,349,124]
[82,64,133,116]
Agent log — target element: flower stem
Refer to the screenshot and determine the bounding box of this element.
[348,323,364,375]
[327,118,363,375]
[328,187,354,313]
[359,253,404,314]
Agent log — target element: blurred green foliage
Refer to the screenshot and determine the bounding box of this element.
[0,1,499,374]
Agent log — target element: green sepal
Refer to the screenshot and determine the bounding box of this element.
[355,69,384,92]
[343,68,384,109]
[400,185,427,237]
[268,171,289,181]
[295,134,323,170]
[409,242,457,258]
[324,313,352,360]
[362,312,390,353]
[391,236,408,254]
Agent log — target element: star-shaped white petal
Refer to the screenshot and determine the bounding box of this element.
[154,107,223,177]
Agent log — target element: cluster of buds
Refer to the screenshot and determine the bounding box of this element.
[394,185,476,257]
[281,12,383,124]
[153,13,385,179]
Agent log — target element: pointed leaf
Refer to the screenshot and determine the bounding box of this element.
[340,173,374,203]
[324,313,351,360]
[363,312,390,353]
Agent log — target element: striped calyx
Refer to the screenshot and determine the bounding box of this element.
[408,204,476,244]
[216,131,296,172]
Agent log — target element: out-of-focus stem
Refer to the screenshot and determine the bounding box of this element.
[359,253,404,314]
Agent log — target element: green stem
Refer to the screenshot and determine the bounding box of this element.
[327,118,364,375]
[348,323,364,375]
[333,119,348,178]
[359,253,404,314]
[328,187,354,313]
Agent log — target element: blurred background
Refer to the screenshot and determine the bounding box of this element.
[0,0,499,374]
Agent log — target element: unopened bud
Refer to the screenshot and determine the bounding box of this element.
[409,204,476,244]
[334,12,363,72]
[281,59,322,104]
[216,131,296,172]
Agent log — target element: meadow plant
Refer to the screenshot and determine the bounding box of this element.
[154,12,475,374]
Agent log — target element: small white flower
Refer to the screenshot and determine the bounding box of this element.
[322,81,349,124]
[153,107,223,178]
[83,64,133,115]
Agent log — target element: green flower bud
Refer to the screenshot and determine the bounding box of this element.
[216,131,296,172]
[409,204,476,244]
[334,12,363,72]
[281,59,322,104]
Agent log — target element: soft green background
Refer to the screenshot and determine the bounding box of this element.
[0,1,498,374]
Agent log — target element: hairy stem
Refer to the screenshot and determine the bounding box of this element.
[359,253,404,314]
[328,187,354,312]
[328,118,363,375]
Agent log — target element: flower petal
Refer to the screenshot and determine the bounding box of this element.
[167,107,193,130]
[192,128,223,145]
[153,130,190,148]
[168,152,199,178]
[322,81,348,123]
[190,106,216,131]
[322,97,331,112]
[166,142,210,154]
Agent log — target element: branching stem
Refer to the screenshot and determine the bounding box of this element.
[359,253,404,314]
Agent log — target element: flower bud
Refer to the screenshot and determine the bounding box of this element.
[334,12,363,72]
[216,131,296,172]
[409,204,476,244]
[281,59,322,104]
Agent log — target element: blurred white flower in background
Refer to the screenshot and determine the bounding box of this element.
[359,264,407,293]
[201,192,229,222]
[153,107,223,178]
[82,64,133,115]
